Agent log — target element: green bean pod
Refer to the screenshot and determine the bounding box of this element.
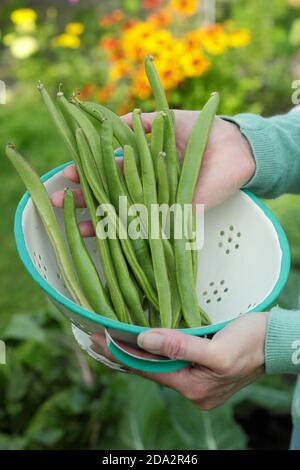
[38,84,129,320]
[57,92,108,194]
[78,99,138,152]
[5,144,91,310]
[150,111,165,178]
[133,109,172,328]
[123,144,143,205]
[175,92,219,327]
[191,211,198,282]
[145,55,179,204]
[100,119,156,290]
[63,188,117,320]
[38,83,78,160]
[100,118,130,206]
[157,151,170,206]
[76,128,133,322]
[76,128,158,310]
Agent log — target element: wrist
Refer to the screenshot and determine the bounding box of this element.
[226,119,256,186]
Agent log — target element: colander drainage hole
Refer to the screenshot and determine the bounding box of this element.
[217,297,221,302]
[226,249,230,255]
[206,299,211,304]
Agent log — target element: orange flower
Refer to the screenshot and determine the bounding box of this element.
[142,0,164,10]
[109,59,130,81]
[121,22,155,61]
[184,30,204,50]
[155,57,183,90]
[181,50,211,77]
[149,8,172,28]
[96,83,115,103]
[79,83,96,100]
[131,69,151,99]
[101,37,120,55]
[171,0,198,16]
[201,24,227,55]
[99,10,124,27]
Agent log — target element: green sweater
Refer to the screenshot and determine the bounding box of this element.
[227,109,300,433]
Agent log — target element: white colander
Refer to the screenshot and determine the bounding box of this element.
[14,162,290,373]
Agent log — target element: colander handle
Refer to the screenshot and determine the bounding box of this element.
[105,329,188,373]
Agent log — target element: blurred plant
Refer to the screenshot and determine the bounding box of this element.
[98,3,250,105]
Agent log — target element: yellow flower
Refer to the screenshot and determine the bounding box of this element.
[109,60,130,81]
[155,56,183,90]
[142,29,174,56]
[184,30,204,50]
[181,50,211,77]
[171,0,198,16]
[53,34,81,49]
[16,20,36,34]
[131,69,151,99]
[65,22,85,36]
[121,21,155,61]
[10,8,37,25]
[10,36,39,59]
[227,29,251,48]
[201,25,227,55]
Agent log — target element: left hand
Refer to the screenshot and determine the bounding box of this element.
[92,312,268,410]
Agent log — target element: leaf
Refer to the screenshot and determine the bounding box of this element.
[0,433,27,450]
[231,383,292,412]
[162,388,247,450]
[277,268,300,310]
[116,376,182,450]
[5,354,30,402]
[3,314,45,342]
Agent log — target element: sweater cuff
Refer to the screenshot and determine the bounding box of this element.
[222,114,287,198]
[265,306,300,375]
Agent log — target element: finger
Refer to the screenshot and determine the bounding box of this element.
[78,220,95,237]
[64,164,79,183]
[137,329,215,367]
[92,332,189,389]
[50,188,86,208]
[121,111,157,133]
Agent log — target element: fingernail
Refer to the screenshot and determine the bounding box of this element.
[138,332,164,353]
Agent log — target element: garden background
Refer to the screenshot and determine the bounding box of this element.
[1,0,300,450]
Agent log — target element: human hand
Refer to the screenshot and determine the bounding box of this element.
[92,312,268,410]
[50,111,255,235]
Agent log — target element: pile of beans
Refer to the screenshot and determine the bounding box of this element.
[6,56,219,328]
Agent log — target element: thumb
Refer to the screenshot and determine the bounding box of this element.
[137,329,214,366]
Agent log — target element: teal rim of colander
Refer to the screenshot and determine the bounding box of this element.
[14,161,291,337]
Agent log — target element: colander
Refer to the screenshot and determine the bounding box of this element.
[14,162,290,373]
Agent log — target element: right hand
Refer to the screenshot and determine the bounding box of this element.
[51,110,255,235]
